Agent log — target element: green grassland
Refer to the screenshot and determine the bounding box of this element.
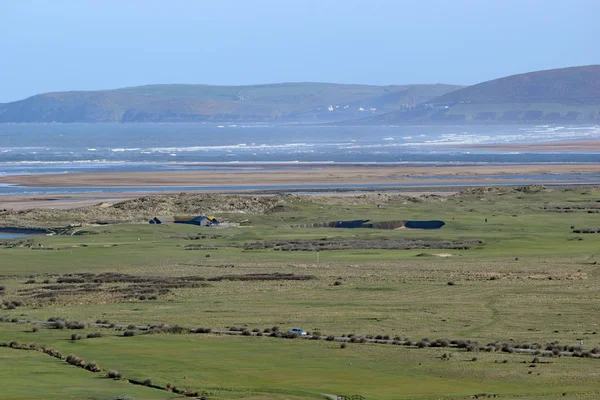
[2,187,600,399]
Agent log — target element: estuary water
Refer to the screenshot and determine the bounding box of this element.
[0,123,599,194]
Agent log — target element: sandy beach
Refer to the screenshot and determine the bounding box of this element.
[460,140,600,152]
[2,164,600,188]
[1,164,599,210]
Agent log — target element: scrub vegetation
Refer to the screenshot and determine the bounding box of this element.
[1,185,600,399]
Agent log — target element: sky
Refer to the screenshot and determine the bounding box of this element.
[1,0,599,102]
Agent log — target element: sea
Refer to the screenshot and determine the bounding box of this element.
[1,123,600,195]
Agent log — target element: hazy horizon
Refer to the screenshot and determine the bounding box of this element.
[1,0,599,103]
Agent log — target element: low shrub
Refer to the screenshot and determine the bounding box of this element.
[107,370,122,379]
[85,362,101,372]
[66,354,86,367]
[71,333,82,341]
[143,378,152,386]
[326,335,335,341]
[31,326,39,333]
[123,330,135,337]
[87,332,103,339]
[340,343,347,349]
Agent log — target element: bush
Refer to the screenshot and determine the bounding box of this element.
[333,280,343,286]
[53,320,66,329]
[447,281,455,286]
[87,332,103,339]
[66,354,86,367]
[326,335,335,341]
[271,326,279,332]
[143,378,152,387]
[71,333,82,341]
[66,321,85,329]
[31,326,39,333]
[340,343,347,349]
[85,362,101,372]
[127,324,136,330]
[241,330,252,336]
[252,328,260,333]
[107,370,122,379]
[123,330,135,337]
[471,357,478,361]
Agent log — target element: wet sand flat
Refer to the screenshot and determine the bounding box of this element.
[2,164,600,188]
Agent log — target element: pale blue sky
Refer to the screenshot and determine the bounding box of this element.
[1,0,598,102]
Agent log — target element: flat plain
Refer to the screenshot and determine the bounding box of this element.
[1,186,600,399]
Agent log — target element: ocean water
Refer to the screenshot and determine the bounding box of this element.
[1,124,600,177]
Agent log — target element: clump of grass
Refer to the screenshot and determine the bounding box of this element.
[70,333,82,341]
[143,378,152,386]
[87,332,103,339]
[123,330,135,337]
[340,343,347,349]
[31,326,39,333]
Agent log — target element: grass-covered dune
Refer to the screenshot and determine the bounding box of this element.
[1,186,600,399]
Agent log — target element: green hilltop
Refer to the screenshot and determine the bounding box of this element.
[358,65,600,124]
[0,82,461,123]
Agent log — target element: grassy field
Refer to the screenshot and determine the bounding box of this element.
[1,186,600,399]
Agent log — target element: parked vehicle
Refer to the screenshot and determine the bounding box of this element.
[289,328,307,336]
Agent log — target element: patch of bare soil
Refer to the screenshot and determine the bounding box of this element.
[242,238,483,251]
[470,271,587,281]
[15,271,316,306]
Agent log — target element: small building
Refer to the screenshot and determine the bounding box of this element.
[173,215,219,226]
